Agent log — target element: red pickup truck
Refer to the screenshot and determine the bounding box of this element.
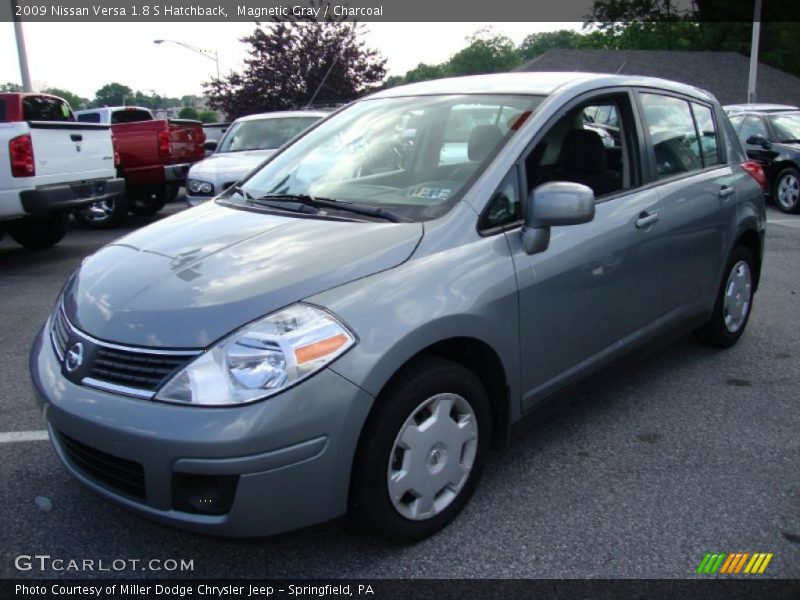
[74,106,205,227]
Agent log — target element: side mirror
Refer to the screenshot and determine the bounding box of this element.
[746,134,770,149]
[521,182,595,255]
[204,139,218,152]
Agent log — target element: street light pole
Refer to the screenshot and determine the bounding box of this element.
[12,1,33,92]
[153,39,220,79]
[747,0,762,103]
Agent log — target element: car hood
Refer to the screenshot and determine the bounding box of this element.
[189,150,275,179]
[63,202,423,348]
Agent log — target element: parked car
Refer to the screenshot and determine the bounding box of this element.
[724,103,799,115]
[74,106,205,227]
[728,108,800,213]
[31,72,765,541]
[0,92,123,248]
[185,111,327,206]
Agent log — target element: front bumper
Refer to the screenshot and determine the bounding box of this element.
[185,193,213,207]
[20,178,125,215]
[164,163,192,183]
[30,324,374,537]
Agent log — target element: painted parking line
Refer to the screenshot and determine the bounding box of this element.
[0,430,49,443]
[768,219,800,228]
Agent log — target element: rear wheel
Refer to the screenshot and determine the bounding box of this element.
[350,357,490,542]
[129,184,177,216]
[696,246,755,347]
[6,213,68,248]
[74,195,131,229]
[773,167,800,214]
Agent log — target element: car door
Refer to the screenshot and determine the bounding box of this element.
[496,89,664,411]
[739,114,776,168]
[635,91,731,314]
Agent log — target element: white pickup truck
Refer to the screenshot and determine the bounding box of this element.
[0,93,124,247]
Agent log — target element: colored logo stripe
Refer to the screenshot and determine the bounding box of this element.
[697,553,773,574]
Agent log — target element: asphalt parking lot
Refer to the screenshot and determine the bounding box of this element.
[0,200,798,580]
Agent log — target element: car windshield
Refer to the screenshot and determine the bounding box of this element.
[768,113,800,142]
[218,116,323,152]
[229,94,543,221]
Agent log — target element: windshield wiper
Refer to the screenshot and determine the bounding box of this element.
[253,194,406,223]
[230,184,254,202]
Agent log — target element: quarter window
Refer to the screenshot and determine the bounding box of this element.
[640,93,703,179]
[690,102,720,167]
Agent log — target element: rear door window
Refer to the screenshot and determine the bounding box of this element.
[640,93,703,179]
[23,96,74,121]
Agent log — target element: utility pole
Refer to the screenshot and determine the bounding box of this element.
[747,0,762,103]
[12,1,33,91]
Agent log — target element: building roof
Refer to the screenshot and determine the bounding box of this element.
[514,49,800,106]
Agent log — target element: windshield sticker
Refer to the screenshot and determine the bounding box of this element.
[408,186,451,200]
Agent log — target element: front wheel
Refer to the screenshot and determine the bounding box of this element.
[696,246,755,347]
[6,213,68,248]
[350,357,490,542]
[773,167,800,214]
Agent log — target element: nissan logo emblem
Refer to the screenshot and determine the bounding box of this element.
[65,342,84,373]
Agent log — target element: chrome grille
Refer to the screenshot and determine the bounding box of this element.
[50,304,200,398]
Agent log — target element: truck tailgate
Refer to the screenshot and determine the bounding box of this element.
[167,119,205,164]
[28,121,116,185]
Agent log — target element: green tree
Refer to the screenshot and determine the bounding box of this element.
[197,109,219,123]
[445,30,522,76]
[204,20,386,119]
[519,30,580,61]
[178,106,200,119]
[92,82,133,107]
[42,87,89,110]
[0,82,22,92]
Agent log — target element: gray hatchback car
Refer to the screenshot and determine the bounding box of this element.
[31,72,766,541]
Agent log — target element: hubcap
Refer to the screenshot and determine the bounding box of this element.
[387,393,478,521]
[723,260,752,333]
[777,173,800,210]
[80,199,116,222]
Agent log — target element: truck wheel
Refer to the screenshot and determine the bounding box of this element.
[6,213,68,248]
[773,167,800,214]
[129,185,175,216]
[696,246,755,348]
[74,195,131,229]
[350,357,490,542]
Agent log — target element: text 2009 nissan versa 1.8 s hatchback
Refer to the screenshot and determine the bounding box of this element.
[31,73,766,541]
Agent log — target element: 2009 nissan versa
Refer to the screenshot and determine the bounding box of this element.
[31,72,766,541]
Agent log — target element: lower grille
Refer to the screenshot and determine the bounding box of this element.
[56,431,146,500]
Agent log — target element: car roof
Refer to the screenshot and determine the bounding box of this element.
[724,103,799,113]
[368,72,715,102]
[234,110,329,123]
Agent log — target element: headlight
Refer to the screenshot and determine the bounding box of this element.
[187,179,213,195]
[155,304,355,406]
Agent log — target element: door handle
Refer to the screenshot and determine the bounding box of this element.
[635,211,659,229]
[719,185,735,198]
[70,134,83,142]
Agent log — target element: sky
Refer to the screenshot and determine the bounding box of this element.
[0,22,582,100]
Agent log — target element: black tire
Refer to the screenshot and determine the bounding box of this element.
[696,246,755,348]
[128,184,175,216]
[6,213,68,248]
[350,356,491,542]
[772,167,800,214]
[74,194,131,229]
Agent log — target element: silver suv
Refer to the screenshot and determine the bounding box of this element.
[31,73,766,541]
